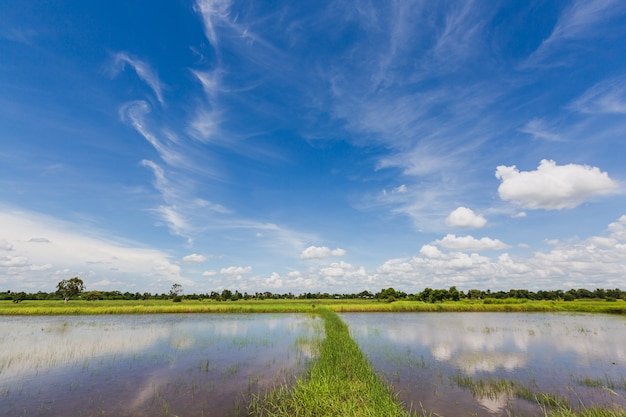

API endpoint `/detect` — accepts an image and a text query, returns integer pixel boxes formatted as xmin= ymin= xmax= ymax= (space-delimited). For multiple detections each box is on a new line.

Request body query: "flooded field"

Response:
xmin=0 ymin=314 xmax=319 ymax=417
xmin=341 ymin=312 xmax=626 ymax=416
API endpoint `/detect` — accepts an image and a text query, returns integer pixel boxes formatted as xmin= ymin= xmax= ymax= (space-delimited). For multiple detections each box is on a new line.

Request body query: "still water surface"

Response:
xmin=0 ymin=314 xmax=318 ymax=417
xmin=341 ymin=312 xmax=626 ymax=416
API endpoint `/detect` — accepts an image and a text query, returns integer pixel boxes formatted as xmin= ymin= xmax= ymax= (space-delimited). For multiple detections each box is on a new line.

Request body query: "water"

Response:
xmin=341 ymin=312 xmax=626 ymax=416
xmin=0 ymin=314 xmax=319 ymax=417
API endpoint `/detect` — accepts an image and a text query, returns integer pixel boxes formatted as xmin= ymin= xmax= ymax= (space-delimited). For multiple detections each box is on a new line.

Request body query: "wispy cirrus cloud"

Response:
xmin=569 ymin=76 xmax=626 ymax=115
xmin=193 ymin=0 xmax=233 ymax=50
xmin=119 ymin=101 xmax=184 ymax=167
xmin=526 ymin=0 xmax=626 ymax=66
xmin=109 ymin=52 xmax=166 ymax=105
xmin=519 ymin=118 xmax=566 ymax=142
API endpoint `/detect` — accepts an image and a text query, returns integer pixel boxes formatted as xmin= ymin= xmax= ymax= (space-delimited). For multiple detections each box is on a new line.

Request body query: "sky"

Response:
xmin=1 ymin=0 xmax=626 ymax=295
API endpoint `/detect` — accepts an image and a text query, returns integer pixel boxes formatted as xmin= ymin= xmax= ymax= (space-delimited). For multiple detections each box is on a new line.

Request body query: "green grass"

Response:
xmin=2 ymin=298 xmax=625 ymax=315
xmin=247 ymin=308 xmax=417 ymax=417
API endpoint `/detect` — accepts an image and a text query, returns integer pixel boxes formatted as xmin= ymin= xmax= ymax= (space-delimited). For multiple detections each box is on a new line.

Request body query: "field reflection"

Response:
xmin=0 ymin=314 xmax=319 ymax=417
xmin=341 ymin=312 xmax=626 ymax=416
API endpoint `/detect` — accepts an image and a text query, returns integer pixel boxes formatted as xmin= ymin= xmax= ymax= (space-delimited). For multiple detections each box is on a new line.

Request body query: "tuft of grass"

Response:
xmin=247 ymin=308 xmax=418 ymax=417
xmin=545 ymin=406 xmax=626 ymax=417
xmin=452 ymin=374 xmax=516 ymax=399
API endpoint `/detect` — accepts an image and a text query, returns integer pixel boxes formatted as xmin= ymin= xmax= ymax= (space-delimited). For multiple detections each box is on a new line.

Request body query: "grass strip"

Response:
xmin=2 ymin=299 xmax=625 ymax=315
xmin=247 ymin=308 xmax=414 ymax=417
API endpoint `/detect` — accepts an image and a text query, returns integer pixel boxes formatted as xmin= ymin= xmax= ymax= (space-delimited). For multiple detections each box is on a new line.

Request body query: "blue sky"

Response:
xmin=2 ymin=0 xmax=626 ymax=294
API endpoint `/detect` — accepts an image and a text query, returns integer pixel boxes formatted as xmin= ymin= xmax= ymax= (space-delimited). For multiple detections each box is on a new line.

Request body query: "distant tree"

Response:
xmin=12 ymin=291 xmax=26 ymax=303
xmin=170 ymin=283 xmax=183 ymax=302
xmin=221 ymin=289 xmax=232 ymax=301
xmin=57 ymin=277 xmax=85 ymax=303
xmin=448 ymin=286 xmax=460 ymax=301
xmin=83 ymin=290 xmax=103 ymax=301
xmin=378 ymin=287 xmax=398 ymax=301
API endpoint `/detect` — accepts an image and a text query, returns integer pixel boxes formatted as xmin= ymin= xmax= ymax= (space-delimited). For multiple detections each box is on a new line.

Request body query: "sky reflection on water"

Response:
xmin=0 ymin=314 xmax=318 ymax=417
xmin=341 ymin=312 xmax=626 ymax=417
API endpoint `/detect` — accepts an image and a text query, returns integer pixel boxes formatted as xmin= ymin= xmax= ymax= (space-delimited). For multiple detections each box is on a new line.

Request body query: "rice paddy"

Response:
xmin=1 ymin=302 xmax=625 ymax=416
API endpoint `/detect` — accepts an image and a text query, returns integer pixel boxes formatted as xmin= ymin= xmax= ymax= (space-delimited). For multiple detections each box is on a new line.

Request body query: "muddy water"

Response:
xmin=341 ymin=312 xmax=626 ymax=416
xmin=0 ymin=314 xmax=319 ymax=417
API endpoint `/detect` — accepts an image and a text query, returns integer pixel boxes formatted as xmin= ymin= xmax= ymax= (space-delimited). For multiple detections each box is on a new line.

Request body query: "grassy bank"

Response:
xmin=247 ymin=308 xmax=415 ymax=417
xmin=1 ymin=298 xmax=625 ymax=315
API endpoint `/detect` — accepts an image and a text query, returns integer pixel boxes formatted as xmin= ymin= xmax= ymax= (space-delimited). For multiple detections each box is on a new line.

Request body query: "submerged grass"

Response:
xmin=247 ymin=308 xmax=416 ymax=417
xmin=2 ymin=299 xmax=625 ymax=315
xmin=546 ymin=408 xmax=626 ymax=417
xmin=453 ymin=373 xmax=626 ymax=417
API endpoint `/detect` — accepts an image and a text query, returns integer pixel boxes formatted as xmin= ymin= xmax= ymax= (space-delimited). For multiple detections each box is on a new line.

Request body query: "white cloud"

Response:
xmin=433 ymin=234 xmax=510 ymax=251
xmin=182 ymin=253 xmax=207 ymax=263
xmin=0 ymin=241 xmax=13 ymax=251
xmin=496 ymin=160 xmax=618 ymax=210
xmin=28 ymin=237 xmax=51 ymax=243
xmin=202 ymin=270 xmax=217 ymax=276
xmin=110 ymin=52 xmax=166 ymax=105
xmin=300 ymin=246 xmax=347 ymax=259
xmin=392 ymin=184 xmax=407 ymax=193
xmin=419 ymin=244 xmax=443 ymax=259
xmin=0 ymin=208 xmax=190 ymax=291
xmin=445 ymin=207 xmax=487 ymax=229
xmin=220 ymin=266 xmax=252 ymax=275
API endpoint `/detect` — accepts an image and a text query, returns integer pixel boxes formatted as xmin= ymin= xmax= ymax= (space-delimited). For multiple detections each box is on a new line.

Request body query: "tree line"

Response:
xmin=2 ymin=278 xmax=624 ymax=303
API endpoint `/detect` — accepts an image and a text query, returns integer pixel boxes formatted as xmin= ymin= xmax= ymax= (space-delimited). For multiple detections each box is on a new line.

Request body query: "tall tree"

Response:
xmin=56 ymin=277 xmax=85 ymax=303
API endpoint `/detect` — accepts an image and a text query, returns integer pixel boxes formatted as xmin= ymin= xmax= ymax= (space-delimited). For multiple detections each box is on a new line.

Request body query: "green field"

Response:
xmin=1 ymin=298 xmax=625 ymax=315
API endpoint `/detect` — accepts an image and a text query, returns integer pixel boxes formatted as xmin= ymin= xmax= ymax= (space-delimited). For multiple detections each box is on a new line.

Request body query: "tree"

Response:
xmin=221 ymin=289 xmax=232 ymax=301
xmin=57 ymin=277 xmax=85 ymax=303
xmin=170 ymin=283 xmax=183 ymax=302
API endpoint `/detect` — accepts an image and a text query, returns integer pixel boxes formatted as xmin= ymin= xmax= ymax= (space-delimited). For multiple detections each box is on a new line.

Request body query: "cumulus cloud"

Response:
xmin=433 ymin=234 xmax=510 ymax=251
xmin=182 ymin=253 xmax=207 ymax=263
xmin=220 ymin=266 xmax=252 ymax=275
xmin=445 ymin=207 xmax=487 ymax=229
xmin=496 ymin=160 xmax=618 ymax=210
xmin=419 ymin=244 xmax=443 ymax=259
xmin=300 ymin=246 xmax=347 ymax=260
